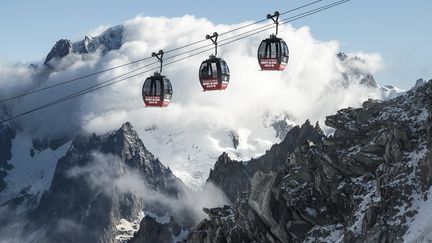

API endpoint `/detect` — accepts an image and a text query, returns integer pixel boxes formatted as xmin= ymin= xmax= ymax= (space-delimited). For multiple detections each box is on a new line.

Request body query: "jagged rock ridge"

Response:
xmin=337 ymin=52 xmax=377 ymax=88
xmin=185 ymin=79 xmax=432 ymax=243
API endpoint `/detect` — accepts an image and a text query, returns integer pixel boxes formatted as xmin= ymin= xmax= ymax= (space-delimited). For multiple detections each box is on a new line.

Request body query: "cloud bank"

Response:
xmin=68 ymin=152 xmax=230 ymax=224
xmin=0 ymin=15 xmax=385 ymax=187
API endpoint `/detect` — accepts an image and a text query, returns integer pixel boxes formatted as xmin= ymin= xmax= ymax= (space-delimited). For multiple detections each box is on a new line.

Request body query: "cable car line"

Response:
xmin=152 ymin=50 xmax=165 ymax=73
xmin=217 ymin=0 xmax=324 ymax=37
xmin=214 ymin=0 xmax=347 ymax=47
xmin=206 ymin=32 xmax=219 ymax=57
xmin=0 ymin=0 xmax=350 ymax=124
xmin=174 ymin=0 xmax=346 ymax=72
xmin=0 ymin=0 xmax=328 ymax=104
xmin=0 ymin=58 xmax=159 ymax=104
xmin=0 ymin=45 xmax=224 ymax=123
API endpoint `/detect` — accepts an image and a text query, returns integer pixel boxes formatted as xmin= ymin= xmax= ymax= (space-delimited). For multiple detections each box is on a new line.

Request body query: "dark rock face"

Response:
xmin=247 ymin=120 xmax=324 ymax=175
xmin=44 ymin=39 xmax=73 ymax=64
xmin=0 ymin=124 xmax=16 ymax=192
xmin=44 ymin=25 xmax=124 ymax=64
xmin=24 ymin=122 xmax=182 ymax=243
xmin=129 ymin=215 xmax=187 ymax=243
xmin=208 ymin=153 xmax=250 ymax=203
xmin=186 ymin=81 xmax=432 ymax=242
xmin=208 ymin=121 xmax=324 ymax=203
xmin=412 ymin=78 xmax=426 ymax=90
xmin=128 ymin=216 xmax=173 ymax=243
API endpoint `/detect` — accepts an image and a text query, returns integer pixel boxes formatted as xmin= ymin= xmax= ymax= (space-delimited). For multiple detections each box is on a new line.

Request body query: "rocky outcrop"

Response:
xmin=44 ymin=39 xmax=73 ymax=64
xmin=186 ymin=80 xmax=432 ymax=242
xmin=24 ymin=122 xmax=182 ymax=243
xmin=208 ymin=153 xmax=250 ymax=203
xmin=208 ymin=121 xmax=324 ymax=203
xmin=129 ymin=215 xmax=187 ymax=243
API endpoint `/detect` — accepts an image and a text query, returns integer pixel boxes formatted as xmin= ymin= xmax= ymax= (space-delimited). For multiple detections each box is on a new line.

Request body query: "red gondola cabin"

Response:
xmin=142 ymin=73 xmax=173 ymax=107
xmin=199 ymin=55 xmax=230 ymax=91
xmin=257 ymin=35 xmax=289 ymax=71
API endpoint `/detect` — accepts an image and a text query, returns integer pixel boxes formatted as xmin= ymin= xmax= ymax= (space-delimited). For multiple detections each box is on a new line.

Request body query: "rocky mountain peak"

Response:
xmin=44 ymin=39 xmax=73 ymax=64
xmin=186 ymin=80 xmax=432 ymax=242
xmin=207 ymin=119 xmax=325 ymax=203
xmin=44 ymin=25 xmax=124 ymax=65
xmin=337 ymin=52 xmax=348 ymax=61
xmin=119 ymin=121 xmax=134 ymax=135
xmin=337 ymin=52 xmax=378 ymax=88
xmin=412 ymin=78 xmax=427 ymax=90
xmin=19 ymin=122 xmax=182 ymax=242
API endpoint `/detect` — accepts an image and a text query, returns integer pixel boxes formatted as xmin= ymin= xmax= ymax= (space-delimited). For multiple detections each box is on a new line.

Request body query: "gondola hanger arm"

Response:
xmin=206 ymin=32 xmax=219 ymax=57
xmin=152 ymin=50 xmax=164 ymax=74
xmin=267 ymin=11 xmax=280 ymax=36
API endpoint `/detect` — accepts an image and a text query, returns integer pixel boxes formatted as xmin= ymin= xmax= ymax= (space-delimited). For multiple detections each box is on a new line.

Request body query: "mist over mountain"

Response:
xmin=0 ymin=15 xmax=400 ymax=188
xmin=1 ymin=13 xmax=430 ymax=243
xmin=185 ymin=79 xmax=432 ymax=243
xmin=0 ymin=122 xmax=228 ymax=242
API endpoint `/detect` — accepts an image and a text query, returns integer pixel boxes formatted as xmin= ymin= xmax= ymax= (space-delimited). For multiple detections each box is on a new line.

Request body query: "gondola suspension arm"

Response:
xmin=267 ymin=11 xmax=280 ymax=36
xmin=206 ymin=32 xmax=219 ymax=57
xmin=152 ymin=50 xmax=164 ymax=74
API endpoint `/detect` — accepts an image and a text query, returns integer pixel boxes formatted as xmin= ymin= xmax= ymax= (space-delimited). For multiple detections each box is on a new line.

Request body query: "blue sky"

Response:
xmin=0 ymin=0 xmax=430 ymax=89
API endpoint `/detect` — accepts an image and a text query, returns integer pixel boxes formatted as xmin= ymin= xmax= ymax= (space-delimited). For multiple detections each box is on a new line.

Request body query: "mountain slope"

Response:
xmin=185 ymin=79 xmax=432 ymax=243
xmin=2 ymin=17 xmax=406 ymax=190
xmin=0 ymin=122 xmax=184 ymax=242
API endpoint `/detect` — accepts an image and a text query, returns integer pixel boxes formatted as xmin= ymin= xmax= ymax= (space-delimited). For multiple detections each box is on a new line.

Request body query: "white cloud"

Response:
xmin=68 ymin=152 xmax=230 ymax=223
xmin=0 ymin=61 xmax=36 ymax=101
xmin=87 ymin=25 xmax=109 ymax=37
xmin=1 ymin=15 xmax=385 ymax=187
xmin=347 ymin=52 xmax=383 ymax=73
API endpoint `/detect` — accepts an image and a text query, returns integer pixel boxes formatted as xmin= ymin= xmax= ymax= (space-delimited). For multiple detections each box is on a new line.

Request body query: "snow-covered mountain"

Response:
xmin=3 ymin=15 xmax=430 ymax=242
xmin=1 ymin=79 xmax=430 ymax=242
xmin=0 ymin=119 xmax=232 ymax=242
xmin=184 ymin=79 xmax=432 ymax=243
xmin=44 ymin=25 xmax=124 ymax=65
xmin=1 ymin=16 xmax=408 ymax=189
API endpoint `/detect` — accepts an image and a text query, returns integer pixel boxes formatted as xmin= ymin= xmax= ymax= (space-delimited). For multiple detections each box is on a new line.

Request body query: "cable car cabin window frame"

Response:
xmin=199 ymin=58 xmax=230 ymax=79
xmin=281 ymin=41 xmax=289 ymax=56
xmin=163 ymin=78 xmax=173 ymax=95
xmin=257 ymin=37 xmax=289 ymax=71
xmin=143 ymin=76 xmax=164 ymax=96
xmin=199 ymin=57 xmax=230 ymax=91
xmin=163 ymin=78 xmax=173 ymax=100
xmin=199 ymin=62 xmax=214 ymax=79
xmin=220 ymin=60 xmax=230 ymax=75
xmin=258 ymin=40 xmax=284 ymax=59
xmin=211 ymin=62 xmax=218 ymax=78
xmin=142 ymin=75 xmax=173 ymax=107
